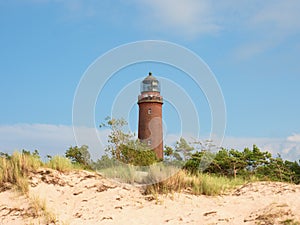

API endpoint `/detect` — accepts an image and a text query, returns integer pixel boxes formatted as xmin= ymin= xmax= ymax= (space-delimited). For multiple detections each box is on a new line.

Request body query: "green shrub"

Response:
xmin=120 ymin=144 xmax=157 ymax=166
xmin=65 ymin=145 xmax=92 ymax=169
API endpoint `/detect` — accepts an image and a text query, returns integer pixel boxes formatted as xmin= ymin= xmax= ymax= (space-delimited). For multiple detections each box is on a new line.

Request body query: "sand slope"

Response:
xmin=1 ymin=169 xmax=300 ymax=225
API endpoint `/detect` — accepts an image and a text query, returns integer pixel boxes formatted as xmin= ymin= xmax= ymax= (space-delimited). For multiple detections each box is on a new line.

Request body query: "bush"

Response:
xmin=120 ymin=143 xmax=157 ymax=166
xmin=65 ymin=145 xmax=92 ymax=169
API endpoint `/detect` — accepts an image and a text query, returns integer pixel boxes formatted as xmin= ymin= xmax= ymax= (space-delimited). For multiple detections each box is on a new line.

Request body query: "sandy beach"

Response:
xmin=1 ymin=169 xmax=300 ymax=225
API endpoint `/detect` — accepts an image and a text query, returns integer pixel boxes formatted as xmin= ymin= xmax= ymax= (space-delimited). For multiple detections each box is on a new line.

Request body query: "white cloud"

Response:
xmin=0 ymin=124 xmax=109 ymax=160
xmin=287 ymin=133 xmax=300 ymax=142
xmin=231 ymin=1 xmax=300 ymax=59
xmin=164 ymin=133 xmax=181 ymax=147
xmin=134 ymin=0 xmax=220 ymax=38
xmin=250 ymin=0 xmax=300 ymax=34
xmin=222 ymin=135 xmax=300 ymax=161
xmin=26 ymin=0 xmax=220 ymax=36
xmin=23 ymin=0 xmax=300 ymax=47
xmin=216 ymin=1 xmax=300 ymax=37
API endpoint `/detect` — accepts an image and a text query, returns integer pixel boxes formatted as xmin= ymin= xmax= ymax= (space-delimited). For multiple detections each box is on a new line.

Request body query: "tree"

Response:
xmin=256 ymin=154 xmax=297 ymax=183
xmin=228 ymin=149 xmax=248 ymax=178
xmin=99 ymin=117 xmax=158 ymax=166
xmin=190 ymin=148 xmax=247 ymax=177
xmin=164 ymin=145 xmax=173 ymax=159
xmin=175 ymin=137 xmax=194 ymax=161
xmin=99 ymin=117 xmax=133 ymax=160
xmin=183 ymin=139 xmax=220 ymax=173
xmin=164 ymin=145 xmax=182 ymax=161
xmin=184 ymin=151 xmax=208 ymax=173
xmin=65 ymin=145 xmax=91 ymax=168
xmin=243 ymin=145 xmax=272 ymax=173
xmin=288 ymin=160 xmax=300 ymax=184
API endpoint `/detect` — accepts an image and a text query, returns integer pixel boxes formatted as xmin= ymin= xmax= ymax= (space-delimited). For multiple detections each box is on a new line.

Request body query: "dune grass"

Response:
xmin=144 ymin=169 xmax=245 ymax=196
xmin=45 ymin=155 xmax=74 ymax=172
xmin=0 ymin=151 xmax=75 ymax=223
xmin=0 ymin=151 xmax=85 ymax=193
xmin=29 ymin=194 xmax=58 ymax=224
xmin=0 ymin=152 xmax=42 ymax=193
xmin=0 ymin=151 xmax=248 ymax=197
xmin=98 ymin=164 xmax=137 ymax=183
xmin=281 ymin=219 xmax=300 ymax=225
xmin=97 ymin=163 xmax=245 ymax=196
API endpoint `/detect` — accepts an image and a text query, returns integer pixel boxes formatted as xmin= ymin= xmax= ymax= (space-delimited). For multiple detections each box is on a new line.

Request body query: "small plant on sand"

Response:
xmin=30 ymin=194 xmax=58 ymax=224
xmin=281 ymin=219 xmax=300 ymax=225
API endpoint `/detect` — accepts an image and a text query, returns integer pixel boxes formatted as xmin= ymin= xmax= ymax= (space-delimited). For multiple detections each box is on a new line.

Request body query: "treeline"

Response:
xmin=95 ymin=118 xmax=300 ymax=184
xmin=1 ymin=117 xmax=300 ymax=187
xmin=183 ymin=145 xmax=300 ymax=184
xmin=162 ymin=137 xmax=300 ymax=184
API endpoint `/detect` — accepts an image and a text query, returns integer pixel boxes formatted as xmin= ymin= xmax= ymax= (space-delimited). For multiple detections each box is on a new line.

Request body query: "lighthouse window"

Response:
xmin=147 ymin=140 xmax=152 ymax=145
xmin=148 ymin=108 xmax=152 ymax=114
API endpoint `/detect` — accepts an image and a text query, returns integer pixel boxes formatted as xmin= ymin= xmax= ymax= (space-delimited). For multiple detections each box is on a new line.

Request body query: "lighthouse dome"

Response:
xmin=141 ymin=72 xmax=161 ymax=93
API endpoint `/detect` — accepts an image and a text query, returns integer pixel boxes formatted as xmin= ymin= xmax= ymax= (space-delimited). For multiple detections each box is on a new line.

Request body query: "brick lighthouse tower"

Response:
xmin=138 ymin=72 xmax=163 ymax=159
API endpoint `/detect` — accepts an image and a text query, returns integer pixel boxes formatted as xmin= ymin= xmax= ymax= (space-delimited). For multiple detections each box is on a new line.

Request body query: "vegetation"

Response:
xmin=183 ymin=144 xmax=300 ymax=184
xmin=119 ymin=142 xmax=157 ymax=166
xmin=99 ymin=117 xmax=133 ymax=161
xmin=0 ymin=117 xmax=300 ymax=198
xmin=29 ymin=194 xmax=57 ymax=224
xmin=46 ymin=155 xmax=74 ymax=172
xmin=1 ymin=117 xmax=300 ymax=224
xmin=98 ymin=117 xmax=158 ymax=166
xmin=0 ymin=145 xmax=92 ymax=193
xmin=65 ymin=145 xmax=92 ymax=170
xmin=164 ymin=137 xmax=194 ymax=161
xmin=96 ymin=117 xmax=300 ymax=187
xmin=0 ymin=150 xmax=41 ymax=193
xmin=96 ymin=162 xmax=244 ymax=195
xmin=144 ymin=170 xmax=245 ymax=196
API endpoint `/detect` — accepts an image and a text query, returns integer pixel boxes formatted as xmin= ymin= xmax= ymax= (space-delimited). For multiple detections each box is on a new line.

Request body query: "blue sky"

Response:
xmin=0 ymin=0 xmax=300 ymax=160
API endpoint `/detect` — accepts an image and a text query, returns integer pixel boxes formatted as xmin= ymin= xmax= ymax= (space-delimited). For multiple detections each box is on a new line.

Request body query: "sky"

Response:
xmin=0 ymin=0 xmax=300 ymax=161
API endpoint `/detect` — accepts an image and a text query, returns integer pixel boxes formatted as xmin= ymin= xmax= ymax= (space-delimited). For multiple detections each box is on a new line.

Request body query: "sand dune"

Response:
xmin=1 ymin=169 xmax=300 ymax=225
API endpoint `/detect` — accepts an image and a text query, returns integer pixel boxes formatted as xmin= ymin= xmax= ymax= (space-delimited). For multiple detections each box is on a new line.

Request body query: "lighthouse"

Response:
xmin=138 ymin=72 xmax=163 ymax=159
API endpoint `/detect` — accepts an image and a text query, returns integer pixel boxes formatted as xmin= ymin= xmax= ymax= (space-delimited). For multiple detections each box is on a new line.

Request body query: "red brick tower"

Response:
xmin=138 ymin=72 xmax=163 ymax=159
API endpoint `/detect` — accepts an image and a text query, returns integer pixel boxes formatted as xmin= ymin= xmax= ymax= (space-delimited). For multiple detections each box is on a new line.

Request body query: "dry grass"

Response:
xmin=144 ymin=169 xmax=245 ymax=196
xmin=281 ymin=219 xmax=300 ymax=225
xmin=0 ymin=151 xmax=86 ymax=193
xmin=98 ymin=163 xmax=140 ymax=183
xmin=29 ymin=194 xmax=58 ymax=224
xmin=46 ymin=155 xmax=74 ymax=172
xmin=98 ymin=163 xmax=244 ymax=196
xmin=0 ymin=152 xmax=41 ymax=193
